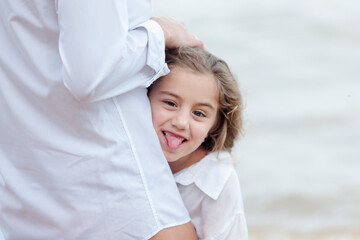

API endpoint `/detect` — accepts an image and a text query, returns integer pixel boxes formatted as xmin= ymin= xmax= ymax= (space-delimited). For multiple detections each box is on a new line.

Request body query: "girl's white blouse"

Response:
xmin=174 ymin=151 xmax=248 ymax=240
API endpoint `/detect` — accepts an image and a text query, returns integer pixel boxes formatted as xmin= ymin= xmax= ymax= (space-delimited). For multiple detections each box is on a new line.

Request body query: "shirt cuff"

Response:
xmin=137 ymin=19 xmax=167 ymax=72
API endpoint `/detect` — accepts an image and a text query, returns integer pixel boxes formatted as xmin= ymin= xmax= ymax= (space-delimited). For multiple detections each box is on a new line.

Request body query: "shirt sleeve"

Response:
xmin=56 ymin=0 xmax=168 ymax=102
xmin=201 ymin=171 xmax=248 ymax=240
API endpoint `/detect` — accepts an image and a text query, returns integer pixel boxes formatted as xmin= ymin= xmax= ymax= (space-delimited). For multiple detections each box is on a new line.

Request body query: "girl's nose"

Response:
xmin=171 ymin=110 xmax=189 ymax=130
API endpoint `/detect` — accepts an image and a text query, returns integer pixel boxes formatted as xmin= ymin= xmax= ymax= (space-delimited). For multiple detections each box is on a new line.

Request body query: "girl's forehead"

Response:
xmin=170 ymin=65 xmax=205 ymax=75
xmin=165 ymin=66 xmax=213 ymax=83
xmin=157 ymin=67 xmax=219 ymax=101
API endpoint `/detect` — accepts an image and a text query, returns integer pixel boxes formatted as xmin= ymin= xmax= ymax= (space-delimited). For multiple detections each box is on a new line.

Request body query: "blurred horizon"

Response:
xmin=153 ymin=0 xmax=360 ymax=239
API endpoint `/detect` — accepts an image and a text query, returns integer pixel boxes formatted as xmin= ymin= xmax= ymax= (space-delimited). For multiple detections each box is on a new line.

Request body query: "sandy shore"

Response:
xmin=249 ymin=226 xmax=360 ymax=240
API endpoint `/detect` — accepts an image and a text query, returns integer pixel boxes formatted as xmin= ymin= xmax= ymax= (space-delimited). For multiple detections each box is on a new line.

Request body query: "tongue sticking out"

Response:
xmin=164 ymin=132 xmax=184 ymax=149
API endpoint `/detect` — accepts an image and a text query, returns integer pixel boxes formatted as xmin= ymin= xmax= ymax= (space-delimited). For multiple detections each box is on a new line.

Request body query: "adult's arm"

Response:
xmin=57 ymin=2 xmax=203 ymax=103
xmin=57 ymin=0 xmax=165 ymax=102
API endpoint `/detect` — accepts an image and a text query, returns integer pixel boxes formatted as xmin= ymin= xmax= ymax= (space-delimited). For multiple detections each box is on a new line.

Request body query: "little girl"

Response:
xmin=148 ymin=47 xmax=248 ymax=240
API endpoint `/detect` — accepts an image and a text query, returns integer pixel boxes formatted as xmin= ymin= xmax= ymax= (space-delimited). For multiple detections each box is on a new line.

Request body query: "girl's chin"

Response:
xmin=165 ymin=157 xmax=178 ymax=163
xmin=164 ymin=153 xmax=179 ymax=163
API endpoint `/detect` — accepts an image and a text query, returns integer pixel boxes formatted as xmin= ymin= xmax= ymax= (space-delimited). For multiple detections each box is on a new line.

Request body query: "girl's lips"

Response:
xmin=162 ymin=131 xmax=187 ymax=149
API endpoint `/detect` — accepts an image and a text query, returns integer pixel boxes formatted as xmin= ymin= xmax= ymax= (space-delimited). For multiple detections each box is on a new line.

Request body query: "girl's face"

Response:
xmin=148 ymin=66 xmax=219 ymax=166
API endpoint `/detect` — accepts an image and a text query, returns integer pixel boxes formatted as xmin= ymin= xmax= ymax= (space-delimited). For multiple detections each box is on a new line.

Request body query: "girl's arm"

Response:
xmin=149 ymin=222 xmax=198 ymax=240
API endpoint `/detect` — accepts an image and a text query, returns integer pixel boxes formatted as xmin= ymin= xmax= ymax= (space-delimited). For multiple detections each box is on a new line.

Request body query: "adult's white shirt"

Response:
xmin=174 ymin=151 xmax=248 ymax=240
xmin=0 ymin=1 xmax=190 ymax=239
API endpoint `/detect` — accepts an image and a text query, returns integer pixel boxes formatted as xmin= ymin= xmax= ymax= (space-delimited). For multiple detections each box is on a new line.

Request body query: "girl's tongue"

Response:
xmin=164 ymin=131 xmax=184 ymax=149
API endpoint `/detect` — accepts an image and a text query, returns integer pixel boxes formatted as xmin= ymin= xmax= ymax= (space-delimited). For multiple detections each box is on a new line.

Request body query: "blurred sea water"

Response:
xmin=153 ymin=0 xmax=360 ymax=239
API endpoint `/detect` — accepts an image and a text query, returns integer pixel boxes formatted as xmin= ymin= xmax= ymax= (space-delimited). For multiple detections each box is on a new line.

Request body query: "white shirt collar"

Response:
xmin=174 ymin=151 xmax=234 ymax=200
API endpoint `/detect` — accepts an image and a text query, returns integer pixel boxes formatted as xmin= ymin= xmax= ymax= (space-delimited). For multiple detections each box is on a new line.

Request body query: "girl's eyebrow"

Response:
xmin=159 ymin=90 xmax=216 ymax=110
xmin=198 ymin=102 xmax=216 ymax=110
xmin=159 ymin=90 xmax=179 ymax=98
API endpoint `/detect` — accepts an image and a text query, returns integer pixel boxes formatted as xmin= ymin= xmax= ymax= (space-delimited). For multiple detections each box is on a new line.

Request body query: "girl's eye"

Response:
xmin=164 ymin=100 xmax=176 ymax=107
xmin=193 ymin=110 xmax=206 ymax=118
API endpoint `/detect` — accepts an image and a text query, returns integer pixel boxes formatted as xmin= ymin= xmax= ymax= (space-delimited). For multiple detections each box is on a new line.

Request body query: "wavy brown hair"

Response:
xmin=162 ymin=47 xmax=243 ymax=153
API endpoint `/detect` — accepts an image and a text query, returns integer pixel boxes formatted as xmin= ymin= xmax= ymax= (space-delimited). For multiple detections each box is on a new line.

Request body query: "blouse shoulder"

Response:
xmin=175 ymin=151 xmax=248 ymax=240
xmin=200 ymin=158 xmax=248 ymax=239
xmin=174 ymin=151 xmax=235 ymax=200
